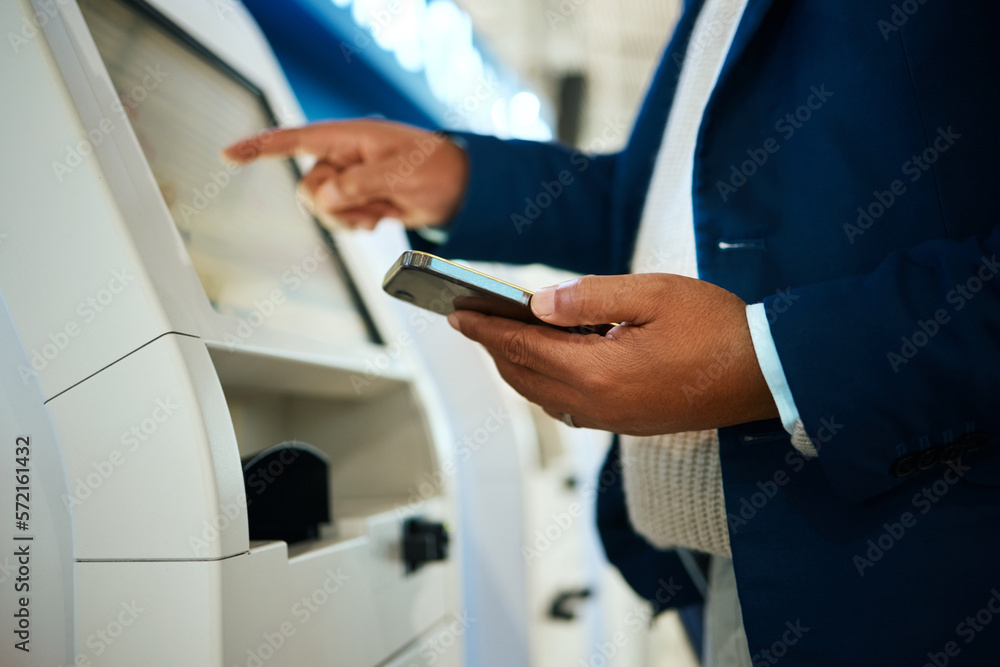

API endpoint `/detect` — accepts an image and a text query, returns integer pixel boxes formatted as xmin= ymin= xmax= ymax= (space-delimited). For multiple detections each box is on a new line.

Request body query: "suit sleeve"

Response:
xmin=408 ymin=132 xmax=620 ymax=275
xmin=765 ymin=224 xmax=1000 ymax=504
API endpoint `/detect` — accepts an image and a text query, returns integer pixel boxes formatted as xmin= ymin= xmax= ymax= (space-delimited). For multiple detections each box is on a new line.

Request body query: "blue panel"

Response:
xmin=242 ymin=0 xmax=442 ymax=127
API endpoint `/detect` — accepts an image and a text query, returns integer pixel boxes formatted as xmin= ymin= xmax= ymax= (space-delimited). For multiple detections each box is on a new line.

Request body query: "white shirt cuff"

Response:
xmin=414 ymin=226 xmax=450 ymax=245
xmin=745 ymin=303 xmax=816 ymax=457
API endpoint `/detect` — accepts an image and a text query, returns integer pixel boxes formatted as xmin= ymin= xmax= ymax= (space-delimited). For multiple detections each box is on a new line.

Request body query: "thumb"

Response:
xmin=529 ymin=274 xmax=662 ymax=328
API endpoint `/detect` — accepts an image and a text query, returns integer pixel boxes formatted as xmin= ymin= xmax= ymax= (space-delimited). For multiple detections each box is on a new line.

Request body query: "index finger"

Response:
xmin=448 ymin=309 xmax=600 ymax=380
xmin=221 ymin=123 xmax=361 ymax=165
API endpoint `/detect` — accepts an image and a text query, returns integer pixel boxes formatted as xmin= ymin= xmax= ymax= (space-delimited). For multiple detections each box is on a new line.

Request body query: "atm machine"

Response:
xmin=0 ymin=0 xmax=475 ymax=664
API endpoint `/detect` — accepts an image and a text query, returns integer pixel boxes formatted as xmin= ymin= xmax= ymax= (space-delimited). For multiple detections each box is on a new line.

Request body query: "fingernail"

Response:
xmin=219 ymin=146 xmax=242 ymax=165
xmin=316 ymin=181 xmax=341 ymax=208
xmin=295 ymin=187 xmax=315 ymax=214
xmin=531 ymin=286 xmax=555 ymax=319
xmin=447 ymin=313 xmax=461 ymax=332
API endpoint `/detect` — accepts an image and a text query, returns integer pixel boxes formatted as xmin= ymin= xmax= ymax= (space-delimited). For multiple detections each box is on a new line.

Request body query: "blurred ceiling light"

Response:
xmin=348 ymin=0 xmax=426 ymax=72
xmin=490 ymin=98 xmax=508 ymax=133
xmin=509 ymin=91 xmax=540 ymax=127
xmin=423 ymin=0 xmax=483 ymax=106
xmin=335 ymin=0 xmax=549 ymax=134
xmin=425 ymin=0 xmax=464 ymax=33
xmin=509 ymin=92 xmax=552 ymax=140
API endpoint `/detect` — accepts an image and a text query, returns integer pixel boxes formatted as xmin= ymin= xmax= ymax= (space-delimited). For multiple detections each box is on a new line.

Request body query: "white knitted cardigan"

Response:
xmin=622 ymin=430 xmax=731 ymax=556
xmin=622 ymin=0 xmax=750 ymax=558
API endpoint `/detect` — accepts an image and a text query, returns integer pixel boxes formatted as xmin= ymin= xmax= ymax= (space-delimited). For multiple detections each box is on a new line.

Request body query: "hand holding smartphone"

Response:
xmin=382 ymin=251 xmax=611 ymax=335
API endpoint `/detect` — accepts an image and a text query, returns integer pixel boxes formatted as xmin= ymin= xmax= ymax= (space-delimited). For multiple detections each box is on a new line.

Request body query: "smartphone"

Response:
xmin=382 ymin=251 xmax=610 ymax=335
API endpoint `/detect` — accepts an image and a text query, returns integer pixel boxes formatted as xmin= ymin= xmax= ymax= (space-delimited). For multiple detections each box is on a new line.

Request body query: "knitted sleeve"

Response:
xmin=620 ymin=430 xmax=731 ymax=557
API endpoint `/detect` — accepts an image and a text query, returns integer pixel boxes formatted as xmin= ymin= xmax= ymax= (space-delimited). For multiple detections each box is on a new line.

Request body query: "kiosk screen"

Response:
xmin=79 ymin=0 xmax=378 ymax=345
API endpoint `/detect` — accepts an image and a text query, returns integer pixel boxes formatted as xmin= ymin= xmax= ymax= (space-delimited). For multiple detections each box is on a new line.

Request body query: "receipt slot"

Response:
xmin=0 ymin=0 xmax=467 ymax=664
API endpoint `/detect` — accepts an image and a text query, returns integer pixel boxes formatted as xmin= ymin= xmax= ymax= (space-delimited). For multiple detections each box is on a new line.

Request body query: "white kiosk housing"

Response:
xmin=0 ymin=0 xmax=476 ymax=663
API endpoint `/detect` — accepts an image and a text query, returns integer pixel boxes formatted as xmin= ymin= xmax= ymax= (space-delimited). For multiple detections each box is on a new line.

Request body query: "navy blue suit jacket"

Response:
xmin=414 ymin=0 xmax=1000 ymax=663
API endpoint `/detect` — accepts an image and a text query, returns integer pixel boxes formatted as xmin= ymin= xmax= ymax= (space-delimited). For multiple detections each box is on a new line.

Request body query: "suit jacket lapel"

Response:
xmin=716 ymin=0 xmax=779 ymax=92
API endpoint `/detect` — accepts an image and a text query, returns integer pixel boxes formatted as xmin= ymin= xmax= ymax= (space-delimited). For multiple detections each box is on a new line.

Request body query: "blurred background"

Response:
xmin=242 ymin=0 xmax=682 ymax=150
xmin=458 ymin=0 xmax=682 ymax=151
